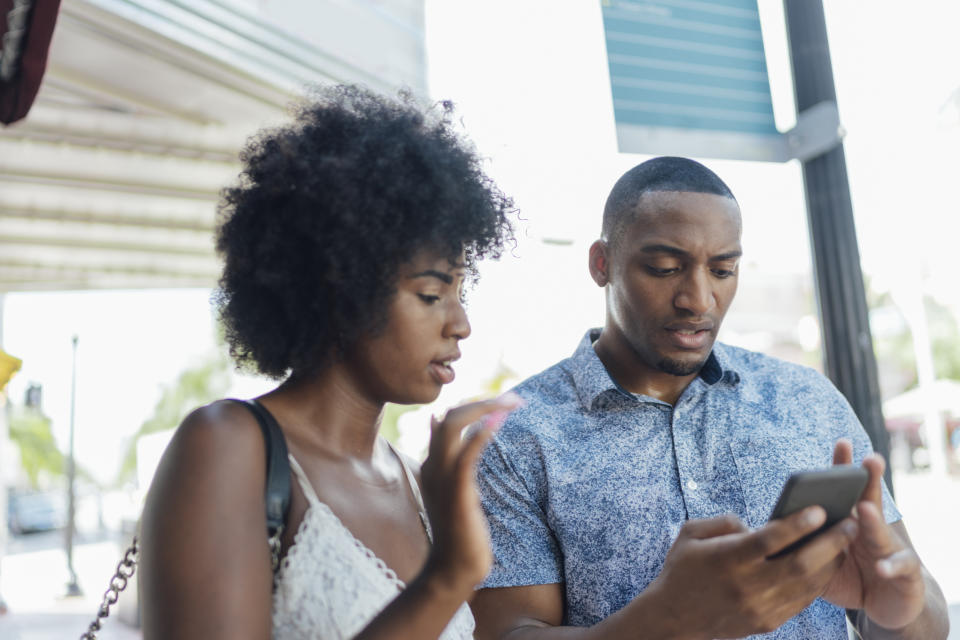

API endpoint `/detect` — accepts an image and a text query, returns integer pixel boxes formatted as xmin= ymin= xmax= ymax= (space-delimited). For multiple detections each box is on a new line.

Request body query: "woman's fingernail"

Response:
xmin=497 ymin=391 xmax=525 ymax=409
xmin=482 ymin=410 xmax=508 ymax=431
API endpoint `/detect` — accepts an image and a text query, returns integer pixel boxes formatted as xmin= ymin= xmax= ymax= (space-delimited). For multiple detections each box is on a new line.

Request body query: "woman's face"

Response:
xmin=347 ymin=249 xmax=471 ymax=405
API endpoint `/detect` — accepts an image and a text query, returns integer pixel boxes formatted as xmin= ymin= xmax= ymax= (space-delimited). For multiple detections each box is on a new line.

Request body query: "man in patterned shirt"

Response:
xmin=471 ymin=157 xmax=948 ymax=639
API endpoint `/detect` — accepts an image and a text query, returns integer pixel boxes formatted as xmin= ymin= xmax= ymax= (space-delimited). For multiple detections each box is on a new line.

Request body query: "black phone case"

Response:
xmin=767 ymin=465 xmax=869 ymax=558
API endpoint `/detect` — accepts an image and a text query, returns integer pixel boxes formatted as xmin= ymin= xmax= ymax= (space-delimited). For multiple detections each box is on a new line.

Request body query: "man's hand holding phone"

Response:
xmin=645 ymin=503 xmax=859 ymax=638
xmin=820 ymin=439 xmax=928 ymax=632
xmin=644 ymin=439 xmax=943 ymax=639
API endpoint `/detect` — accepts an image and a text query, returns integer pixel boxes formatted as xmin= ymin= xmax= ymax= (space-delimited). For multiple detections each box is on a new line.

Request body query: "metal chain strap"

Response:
xmin=79 ymin=529 xmax=278 ymax=638
xmin=0 ymin=0 xmax=35 ymax=81
xmin=268 ymin=525 xmax=285 ymax=575
xmin=80 ymin=536 xmax=139 ymax=640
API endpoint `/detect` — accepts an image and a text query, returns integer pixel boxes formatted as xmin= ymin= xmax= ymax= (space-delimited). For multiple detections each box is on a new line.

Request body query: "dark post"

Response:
xmin=783 ymin=0 xmax=893 ymax=492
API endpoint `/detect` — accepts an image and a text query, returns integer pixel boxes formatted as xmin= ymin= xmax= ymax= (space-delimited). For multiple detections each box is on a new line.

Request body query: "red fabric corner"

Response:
xmin=0 ymin=0 xmax=63 ymax=125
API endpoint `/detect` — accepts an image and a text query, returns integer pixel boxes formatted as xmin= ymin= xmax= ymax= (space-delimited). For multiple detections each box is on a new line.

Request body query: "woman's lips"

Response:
xmin=429 ymin=360 xmax=456 ymax=384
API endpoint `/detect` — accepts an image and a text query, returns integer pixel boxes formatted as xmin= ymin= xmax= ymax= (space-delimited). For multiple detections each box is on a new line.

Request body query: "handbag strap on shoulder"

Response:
xmin=81 ymin=398 xmax=293 ymax=638
xmin=230 ymin=398 xmax=292 ymax=558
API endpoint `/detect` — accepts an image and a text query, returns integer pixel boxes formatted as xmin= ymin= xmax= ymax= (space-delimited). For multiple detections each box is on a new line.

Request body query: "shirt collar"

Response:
xmin=569 ymin=329 xmax=741 ymax=410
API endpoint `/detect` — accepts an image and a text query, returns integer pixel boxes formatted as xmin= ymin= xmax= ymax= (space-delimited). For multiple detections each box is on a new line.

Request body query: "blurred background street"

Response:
xmin=1 ymin=0 xmax=958 ymax=638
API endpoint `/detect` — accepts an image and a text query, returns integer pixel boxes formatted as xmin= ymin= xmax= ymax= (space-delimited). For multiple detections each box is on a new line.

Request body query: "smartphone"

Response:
xmin=767 ymin=465 xmax=868 ymax=558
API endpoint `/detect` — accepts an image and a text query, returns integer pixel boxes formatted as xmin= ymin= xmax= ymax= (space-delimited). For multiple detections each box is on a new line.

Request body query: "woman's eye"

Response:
xmin=417 ymin=294 xmax=440 ymax=305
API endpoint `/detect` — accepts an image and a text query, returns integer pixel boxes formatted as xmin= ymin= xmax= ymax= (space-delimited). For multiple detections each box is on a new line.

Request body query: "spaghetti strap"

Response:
xmin=385 ymin=441 xmax=433 ymax=541
xmin=287 ymin=453 xmax=322 ymax=506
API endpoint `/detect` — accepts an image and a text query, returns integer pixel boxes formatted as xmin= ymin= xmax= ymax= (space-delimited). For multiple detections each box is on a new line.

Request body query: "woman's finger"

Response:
xmin=453 ymin=419 xmax=501 ymax=483
xmin=428 ymin=393 xmax=523 ymax=464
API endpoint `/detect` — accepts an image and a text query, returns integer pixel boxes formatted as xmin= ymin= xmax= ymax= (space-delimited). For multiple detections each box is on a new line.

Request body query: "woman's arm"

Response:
xmin=355 ymin=394 xmax=523 ymax=640
xmin=140 ymin=401 xmax=273 ymax=640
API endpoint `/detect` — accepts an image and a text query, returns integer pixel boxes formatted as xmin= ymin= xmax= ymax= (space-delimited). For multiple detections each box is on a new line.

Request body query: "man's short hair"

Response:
xmin=602 ymin=156 xmax=736 ymax=243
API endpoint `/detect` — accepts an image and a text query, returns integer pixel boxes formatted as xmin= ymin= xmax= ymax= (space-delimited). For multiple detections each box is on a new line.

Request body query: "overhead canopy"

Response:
xmin=0 ymin=0 xmax=426 ymax=291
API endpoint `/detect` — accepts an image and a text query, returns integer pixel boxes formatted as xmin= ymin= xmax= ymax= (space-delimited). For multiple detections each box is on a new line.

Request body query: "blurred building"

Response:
xmin=0 ymin=0 xmax=428 ymax=599
xmin=0 ymin=0 xmax=427 ymax=291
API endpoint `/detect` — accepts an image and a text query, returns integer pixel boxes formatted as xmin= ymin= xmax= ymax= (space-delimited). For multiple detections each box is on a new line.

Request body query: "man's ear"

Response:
xmin=588 ymin=240 xmax=610 ymax=287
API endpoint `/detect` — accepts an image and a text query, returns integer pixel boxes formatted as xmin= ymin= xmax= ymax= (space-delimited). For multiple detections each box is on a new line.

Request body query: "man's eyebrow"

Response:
xmin=639 ymin=244 xmax=688 ymax=257
xmin=409 ymin=269 xmax=453 ymax=284
xmin=711 ymin=250 xmax=743 ymax=261
xmin=639 ymin=244 xmax=742 ymax=261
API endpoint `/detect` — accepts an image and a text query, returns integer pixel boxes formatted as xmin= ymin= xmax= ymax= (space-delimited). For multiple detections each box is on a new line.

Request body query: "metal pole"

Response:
xmin=783 ymin=0 xmax=893 ymax=492
xmin=65 ymin=334 xmax=81 ymax=596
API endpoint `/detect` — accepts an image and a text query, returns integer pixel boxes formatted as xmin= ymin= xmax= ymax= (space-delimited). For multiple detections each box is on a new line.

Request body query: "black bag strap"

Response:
xmin=230 ymin=398 xmax=292 ymax=564
xmin=81 ymin=399 xmax=293 ymax=638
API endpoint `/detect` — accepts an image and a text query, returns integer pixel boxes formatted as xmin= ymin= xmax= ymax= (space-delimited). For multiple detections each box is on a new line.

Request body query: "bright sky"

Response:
xmin=2 ymin=0 xmax=959 ymax=483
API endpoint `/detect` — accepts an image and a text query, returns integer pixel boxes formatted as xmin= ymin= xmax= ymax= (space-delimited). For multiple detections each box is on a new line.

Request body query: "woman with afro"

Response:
xmin=138 ymin=85 xmax=519 ymax=639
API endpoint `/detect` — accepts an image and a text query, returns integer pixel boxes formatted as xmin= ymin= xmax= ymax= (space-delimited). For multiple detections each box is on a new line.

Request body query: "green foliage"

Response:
xmin=8 ymin=407 xmax=63 ymax=489
xmin=869 ymin=281 xmax=960 ymax=389
xmin=379 ymin=403 xmax=419 ymax=446
xmin=926 ymin=301 xmax=960 ymax=381
xmin=479 ymin=360 xmax=518 ymax=397
xmin=874 ymin=318 xmax=920 ymax=389
xmin=115 ymin=351 xmax=231 ymax=486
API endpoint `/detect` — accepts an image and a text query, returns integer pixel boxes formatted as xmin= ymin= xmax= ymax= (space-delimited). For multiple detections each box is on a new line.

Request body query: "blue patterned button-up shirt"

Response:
xmin=477 ymin=329 xmax=900 ymax=639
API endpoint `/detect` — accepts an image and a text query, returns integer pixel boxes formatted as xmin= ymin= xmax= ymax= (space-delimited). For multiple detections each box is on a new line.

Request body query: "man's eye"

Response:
xmin=417 ymin=294 xmax=440 ymax=305
xmin=646 ymin=266 xmax=678 ymax=276
xmin=712 ymin=269 xmax=736 ymax=278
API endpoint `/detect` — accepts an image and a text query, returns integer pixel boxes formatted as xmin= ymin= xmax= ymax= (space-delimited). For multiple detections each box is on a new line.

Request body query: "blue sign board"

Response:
xmin=602 ymin=0 xmax=784 ymax=161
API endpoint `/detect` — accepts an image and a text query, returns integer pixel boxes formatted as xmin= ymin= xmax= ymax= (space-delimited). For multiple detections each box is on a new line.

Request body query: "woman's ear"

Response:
xmin=588 ymin=240 xmax=610 ymax=287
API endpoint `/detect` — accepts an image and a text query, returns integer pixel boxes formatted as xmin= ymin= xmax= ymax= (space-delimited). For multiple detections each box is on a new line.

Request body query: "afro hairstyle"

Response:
xmin=214 ymin=85 xmax=515 ymax=379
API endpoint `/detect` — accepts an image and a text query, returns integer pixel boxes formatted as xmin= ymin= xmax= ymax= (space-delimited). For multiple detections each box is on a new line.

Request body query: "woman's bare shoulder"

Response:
xmin=145 ymin=399 xmax=267 ymax=511
xmin=139 ymin=399 xmax=275 ymax=638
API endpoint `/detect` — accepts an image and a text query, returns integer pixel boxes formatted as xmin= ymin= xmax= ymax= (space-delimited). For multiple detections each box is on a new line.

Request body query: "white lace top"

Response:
xmin=271 ymin=449 xmax=476 ymax=640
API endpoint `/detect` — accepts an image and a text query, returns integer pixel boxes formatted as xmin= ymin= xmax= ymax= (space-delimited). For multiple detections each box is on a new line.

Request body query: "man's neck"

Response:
xmin=592 ymin=332 xmax=700 ymax=406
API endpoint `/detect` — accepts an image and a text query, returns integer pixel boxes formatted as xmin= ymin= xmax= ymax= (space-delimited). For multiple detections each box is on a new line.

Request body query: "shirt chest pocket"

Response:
xmin=729 ymin=434 xmax=833 ymax=529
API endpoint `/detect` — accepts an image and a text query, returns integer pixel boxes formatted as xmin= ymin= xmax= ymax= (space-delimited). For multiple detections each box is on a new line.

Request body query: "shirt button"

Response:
xmin=687 ymin=479 xmax=698 ymax=490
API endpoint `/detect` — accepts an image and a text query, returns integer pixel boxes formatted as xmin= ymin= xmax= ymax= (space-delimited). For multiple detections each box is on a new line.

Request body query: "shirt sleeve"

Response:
xmin=476 ymin=432 xmax=564 ymax=589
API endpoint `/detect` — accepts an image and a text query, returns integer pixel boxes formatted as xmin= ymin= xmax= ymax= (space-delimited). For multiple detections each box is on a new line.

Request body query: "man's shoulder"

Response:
xmin=715 ymin=342 xmax=838 ymax=393
xmin=717 ymin=343 xmax=843 ymax=408
xmin=495 ymin=357 xmax=581 ymax=441
xmin=509 ymin=355 xmax=578 ymax=403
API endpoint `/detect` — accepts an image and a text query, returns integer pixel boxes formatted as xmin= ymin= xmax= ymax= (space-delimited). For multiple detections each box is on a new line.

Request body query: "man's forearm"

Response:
xmin=855 ymin=569 xmax=950 ymax=640
xmin=494 ymin=589 xmax=700 ymax=640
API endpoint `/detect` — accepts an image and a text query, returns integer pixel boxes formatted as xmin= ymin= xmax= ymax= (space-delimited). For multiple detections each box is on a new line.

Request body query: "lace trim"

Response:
xmin=273 ymin=503 xmax=474 ymax=639
xmin=273 ymin=450 xmax=474 ymax=639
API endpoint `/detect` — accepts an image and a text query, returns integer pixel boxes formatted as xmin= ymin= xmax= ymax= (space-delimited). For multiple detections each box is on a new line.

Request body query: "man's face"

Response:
xmin=599 ymin=190 xmax=742 ymax=378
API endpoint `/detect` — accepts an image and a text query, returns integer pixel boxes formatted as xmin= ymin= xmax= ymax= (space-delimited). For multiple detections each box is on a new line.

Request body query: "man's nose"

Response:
xmin=674 ymin=270 xmax=715 ymax=316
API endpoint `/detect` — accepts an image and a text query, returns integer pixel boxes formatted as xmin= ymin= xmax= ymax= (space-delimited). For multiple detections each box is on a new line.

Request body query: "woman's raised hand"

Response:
xmin=419 ymin=392 xmax=524 ymax=596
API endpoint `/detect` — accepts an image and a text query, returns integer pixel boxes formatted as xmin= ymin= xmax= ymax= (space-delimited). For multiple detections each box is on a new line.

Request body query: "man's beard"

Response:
xmin=656 ymin=355 xmax=707 ymax=377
